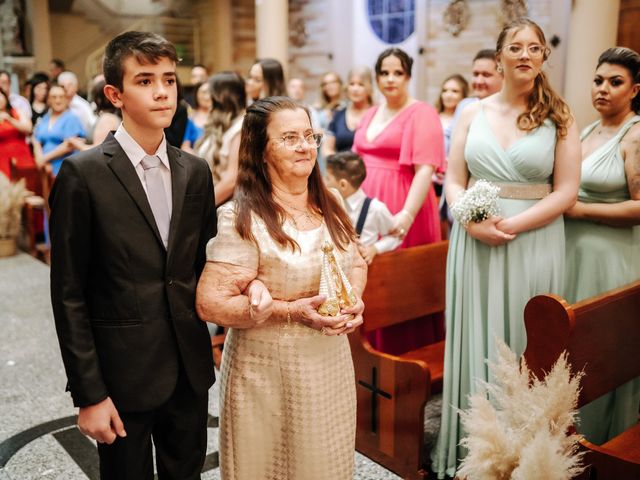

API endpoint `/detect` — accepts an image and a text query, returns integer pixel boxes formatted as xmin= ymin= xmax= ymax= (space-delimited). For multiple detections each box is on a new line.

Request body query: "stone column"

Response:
xmin=196 ymin=0 xmax=233 ymax=72
xmin=255 ymin=0 xmax=289 ymax=74
xmin=564 ymin=0 xmax=621 ymax=129
xmin=25 ymin=0 xmax=53 ymax=71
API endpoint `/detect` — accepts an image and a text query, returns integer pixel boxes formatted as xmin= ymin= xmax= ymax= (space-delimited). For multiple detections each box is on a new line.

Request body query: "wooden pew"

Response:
xmin=523 ymin=280 xmax=640 ymax=480
xmin=349 ymin=241 xmax=448 ymax=480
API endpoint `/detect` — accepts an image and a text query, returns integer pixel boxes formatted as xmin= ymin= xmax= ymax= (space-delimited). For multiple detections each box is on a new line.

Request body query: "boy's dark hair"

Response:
xmin=326 ymin=151 xmax=367 ymax=189
xmin=103 ymin=31 xmax=178 ymax=91
xmin=91 ymin=79 xmax=118 ymax=114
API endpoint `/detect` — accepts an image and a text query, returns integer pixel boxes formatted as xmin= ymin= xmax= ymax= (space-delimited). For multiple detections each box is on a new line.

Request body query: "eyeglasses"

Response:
xmin=502 ymin=43 xmax=549 ymax=59
xmin=271 ymin=133 xmax=324 ymax=150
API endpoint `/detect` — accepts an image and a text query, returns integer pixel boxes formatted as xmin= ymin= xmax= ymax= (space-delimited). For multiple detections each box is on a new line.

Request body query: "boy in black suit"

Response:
xmin=49 ymin=31 xmax=216 ymax=479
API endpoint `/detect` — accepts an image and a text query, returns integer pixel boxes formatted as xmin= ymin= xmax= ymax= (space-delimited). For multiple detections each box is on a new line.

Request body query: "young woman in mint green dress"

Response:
xmin=432 ymin=19 xmax=581 ymax=478
xmin=564 ymin=47 xmax=640 ymax=445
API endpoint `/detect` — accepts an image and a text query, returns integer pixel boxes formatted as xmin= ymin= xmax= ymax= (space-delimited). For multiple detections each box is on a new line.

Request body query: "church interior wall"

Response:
xmin=421 ymin=0 xmax=554 ymax=105
xmin=48 ymin=13 xmax=113 ymax=90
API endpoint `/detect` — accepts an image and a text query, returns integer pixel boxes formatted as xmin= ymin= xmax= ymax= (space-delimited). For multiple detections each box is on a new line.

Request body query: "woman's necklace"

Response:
xmin=594 ymin=112 xmax=635 ymax=136
xmin=273 ymin=191 xmax=320 ymax=229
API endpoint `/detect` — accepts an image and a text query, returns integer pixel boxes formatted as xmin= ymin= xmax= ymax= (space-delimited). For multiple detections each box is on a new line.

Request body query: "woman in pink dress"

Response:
xmin=353 ymin=48 xmax=446 ymax=353
xmin=353 ymin=48 xmax=445 ymax=249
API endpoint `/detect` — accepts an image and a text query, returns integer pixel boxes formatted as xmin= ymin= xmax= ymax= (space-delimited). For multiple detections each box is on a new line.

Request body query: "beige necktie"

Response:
xmin=141 ymin=155 xmax=170 ymax=247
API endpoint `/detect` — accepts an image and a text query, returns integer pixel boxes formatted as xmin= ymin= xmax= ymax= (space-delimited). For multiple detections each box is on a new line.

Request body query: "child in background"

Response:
xmin=325 ymin=151 xmax=401 ymax=264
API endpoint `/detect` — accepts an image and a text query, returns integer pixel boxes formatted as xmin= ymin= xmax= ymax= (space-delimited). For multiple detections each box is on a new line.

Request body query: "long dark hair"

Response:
xmin=496 ymin=18 xmax=571 ymax=138
xmin=597 ymin=47 xmax=640 ymax=114
xmin=256 ymin=58 xmax=286 ymax=97
xmin=234 ymin=96 xmax=355 ymax=251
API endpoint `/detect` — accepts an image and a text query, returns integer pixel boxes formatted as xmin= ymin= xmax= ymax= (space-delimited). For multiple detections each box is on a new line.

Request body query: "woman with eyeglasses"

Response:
xmin=563 ymin=46 xmax=640 ymax=445
xmin=196 ymin=96 xmax=367 ymax=479
xmin=432 ymin=19 xmax=580 ymax=477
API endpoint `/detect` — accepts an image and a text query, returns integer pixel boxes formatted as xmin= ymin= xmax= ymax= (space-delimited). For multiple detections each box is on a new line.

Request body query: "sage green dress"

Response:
xmin=564 ymin=115 xmax=640 ymax=445
xmin=432 ymin=106 xmax=565 ymax=478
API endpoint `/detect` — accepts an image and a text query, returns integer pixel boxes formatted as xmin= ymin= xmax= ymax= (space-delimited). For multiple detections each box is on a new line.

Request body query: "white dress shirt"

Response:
xmin=344 ymin=188 xmax=401 ymax=254
xmin=70 ymin=94 xmax=97 ymax=134
xmin=114 ymin=123 xmax=173 ymax=213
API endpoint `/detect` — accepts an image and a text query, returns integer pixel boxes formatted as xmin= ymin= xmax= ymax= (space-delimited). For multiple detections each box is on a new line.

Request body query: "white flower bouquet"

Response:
xmin=450 ymin=179 xmax=501 ymax=226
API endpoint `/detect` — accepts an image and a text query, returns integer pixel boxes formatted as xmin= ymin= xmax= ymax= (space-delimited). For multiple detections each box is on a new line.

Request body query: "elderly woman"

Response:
xmin=196 ymin=96 xmax=366 ymax=480
xmin=33 ymin=84 xmax=85 ymax=176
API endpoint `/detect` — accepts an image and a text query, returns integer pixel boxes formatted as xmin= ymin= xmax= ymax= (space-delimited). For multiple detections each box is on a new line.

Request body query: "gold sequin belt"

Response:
xmin=468 ymin=176 xmax=552 ymax=200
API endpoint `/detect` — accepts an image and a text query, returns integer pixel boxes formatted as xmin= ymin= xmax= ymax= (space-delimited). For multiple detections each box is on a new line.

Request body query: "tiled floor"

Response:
xmin=0 ymin=254 xmax=400 ymax=479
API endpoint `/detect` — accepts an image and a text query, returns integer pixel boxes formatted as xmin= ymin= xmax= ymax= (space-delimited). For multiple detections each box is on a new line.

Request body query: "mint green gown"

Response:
xmin=564 ymin=115 xmax=640 ymax=445
xmin=432 ymin=106 xmax=565 ymax=478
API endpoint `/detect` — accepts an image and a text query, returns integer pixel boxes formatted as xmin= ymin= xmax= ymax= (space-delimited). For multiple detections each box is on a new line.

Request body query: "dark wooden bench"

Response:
xmin=523 ymin=280 xmax=640 ymax=480
xmin=349 ymin=241 xmax=448 ymax=480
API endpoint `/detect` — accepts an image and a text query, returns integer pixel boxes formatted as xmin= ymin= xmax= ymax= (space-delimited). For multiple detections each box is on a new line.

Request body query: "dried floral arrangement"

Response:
xmin=0 ymin=173 xmax=29 ymax=239
xmin=457 ymin=339 xmax=585 ymax=480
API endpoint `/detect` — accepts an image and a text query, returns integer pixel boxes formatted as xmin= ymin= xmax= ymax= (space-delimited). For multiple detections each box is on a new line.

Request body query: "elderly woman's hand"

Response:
xmin=337 ymin=297 xmax=364 ymax=335
xmin=245 ymin=279 xmax=273 ymax=324
xmin=290 ymin=294 xmax=356 ymax=336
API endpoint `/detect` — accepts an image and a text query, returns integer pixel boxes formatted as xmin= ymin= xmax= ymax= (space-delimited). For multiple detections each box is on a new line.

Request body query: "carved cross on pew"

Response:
xmin=358 ymin=367 xmax=392 ymax=433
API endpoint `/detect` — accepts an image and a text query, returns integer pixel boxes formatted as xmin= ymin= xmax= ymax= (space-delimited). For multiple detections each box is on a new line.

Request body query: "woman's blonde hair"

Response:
xmin=347 ymin=65 xmax=374 ymax=106
xmin=496 ymin=18 xmax=572 ymax=138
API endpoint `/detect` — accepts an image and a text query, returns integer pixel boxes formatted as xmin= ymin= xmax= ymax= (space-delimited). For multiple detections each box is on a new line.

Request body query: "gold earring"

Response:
xmin=497 ymin=65 xmax=503 ymax=73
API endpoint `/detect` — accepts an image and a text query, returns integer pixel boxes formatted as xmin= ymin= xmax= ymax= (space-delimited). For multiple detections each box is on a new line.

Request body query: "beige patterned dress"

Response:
xmin=206 ymin=202 xmax=357 ymax=480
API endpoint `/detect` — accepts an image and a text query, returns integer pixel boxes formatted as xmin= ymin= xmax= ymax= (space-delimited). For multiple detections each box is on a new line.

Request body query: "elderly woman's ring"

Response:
xmin=320 ymin=326 xmax=327 ymax=335
xmin=399 ymin=228 xmax=406 ymax=236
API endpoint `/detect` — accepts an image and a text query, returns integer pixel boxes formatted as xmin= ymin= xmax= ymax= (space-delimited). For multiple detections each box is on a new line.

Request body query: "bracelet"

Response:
xmin=286 ymin=302 xmax=292 ymax=325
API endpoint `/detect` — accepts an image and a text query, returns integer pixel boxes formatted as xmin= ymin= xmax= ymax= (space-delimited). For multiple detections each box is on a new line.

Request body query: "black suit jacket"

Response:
xmin=49 ymin=134 xmax=216 ymax=412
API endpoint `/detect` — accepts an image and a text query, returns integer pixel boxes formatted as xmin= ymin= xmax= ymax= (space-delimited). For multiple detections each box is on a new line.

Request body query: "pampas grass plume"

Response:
xmin=457 ymin=338 xmax=584 ymax=479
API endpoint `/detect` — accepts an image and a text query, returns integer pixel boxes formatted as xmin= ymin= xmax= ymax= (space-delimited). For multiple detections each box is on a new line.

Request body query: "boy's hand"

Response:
xmin=246 ymin=279 xmax=273 ymax=324
xmin=357 ymin=243 xmax=377 ymax=265
xmin=78 ymin=397 xmax=126 ymax=444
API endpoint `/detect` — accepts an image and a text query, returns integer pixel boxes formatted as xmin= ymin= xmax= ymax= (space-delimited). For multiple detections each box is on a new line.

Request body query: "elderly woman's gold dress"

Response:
xmin=206 ymin=202 xmax=357 ymax=479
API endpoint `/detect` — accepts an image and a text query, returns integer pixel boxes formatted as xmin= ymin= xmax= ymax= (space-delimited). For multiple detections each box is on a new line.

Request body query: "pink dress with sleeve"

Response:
xmin=353 ymin=101 xmax=446 ymax=354
xmin=353 ymin=101 xmax=445 ymax=248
